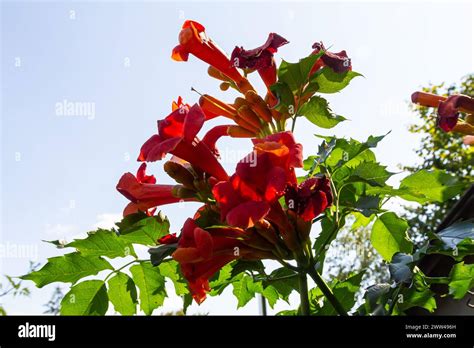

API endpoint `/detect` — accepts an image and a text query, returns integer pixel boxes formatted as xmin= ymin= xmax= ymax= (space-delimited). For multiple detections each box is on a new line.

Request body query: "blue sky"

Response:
xmin=1 ymin=0 xmax=472 ymax=315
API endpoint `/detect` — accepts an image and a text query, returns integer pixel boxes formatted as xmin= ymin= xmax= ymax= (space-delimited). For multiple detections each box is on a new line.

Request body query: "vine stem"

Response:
xmin=307 ymin=266 xmax=348 ymax=316
xmin=104 ymin=258 xmax=159 ymax=282
xmin=297 ymin=268 xmax=310 ymax=316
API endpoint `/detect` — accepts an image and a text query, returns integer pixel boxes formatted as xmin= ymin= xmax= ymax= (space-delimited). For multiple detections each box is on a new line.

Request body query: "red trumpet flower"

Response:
xmin=116 ymin=163 xmax=192 ymax=216
xmin=411 ymin=92 xmax=474 ymax=133
xmin=310 ymin=41 xmax=351 ymax=75
xmin=213 ymin=131 xmax=302 ymax=229
xmin=437 ymin=95 xmax=474 ymax=132
xmin=231 ymin=33 xmax=289 ymax=88
xmin=172 ymin=20 xmax=253 ymax=93
xmin=138 ymin=103 xmax=229 ymax=182
xmin=285 ymin=176 xmax=333 ymax=222
xmin=172 ymin=219 xmax=241 ymax=303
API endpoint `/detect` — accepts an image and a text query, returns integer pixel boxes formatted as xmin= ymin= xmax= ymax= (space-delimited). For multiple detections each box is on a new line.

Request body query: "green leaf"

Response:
xmin=232 ymin=275 xmax=262 ymax=308
xmin=269 ymin=82 xmax=295 ymax=114
xmin=230 ymin=260 xmax=265 ymax=279
xmin=158 ymin=261 xmax=188 ymax=296
xmin=278 ymin=52 xmax=324 ymax=92
xmin=209 ymin=264 xmax=234 ymax=296
xmin=389 ymin=253 xmax=414 ymax=284
xmin=130 ymin=261 xmax=166 ymax=315
xmin=349 ymin=162 xmax=393 ymax=187
xmin=107 ymin=272 xmax=137 ymax=315
xmin=183 ymin=293 xmax=193 ymax=314
xmin=319 ymin=272 xmax=365 ymax=315
xmin=263 ymin=268 xmax=299 ymax=302
xmin=261 ymin=285 xmax=279 ymax=308
xmin=310 ymin=67 xmax=362 ymax=94
xmin=66 ymin=229 xmax=136 ymax=259
xmin=448 ymin=262 xmax=474 ymax=299
xmin=398 ymin=169 xmax=467 ymax=203
xmin=371 ymin=212 xmax=413 ymax=261
xmin=397 ymin=270 xmax=437 ymax=313
xmin=60 ymin=280 xmax=108 ymax=315
xmin=119 ymin=213 xmax=170 ymax=246
xmin=313 ymin=215 xmax=346 ymax=272
xmin=364 ymin=283 xmax=391 ymax=311
xmin=299 ymin=96 xmax=346 ymax=129
xmin=324 ymin=134 xmax=387 ymax=172
xmin=21 ymin=253 xmax=113 ymax=288
xmin=434 ymin=220 xmax=474 ymax=249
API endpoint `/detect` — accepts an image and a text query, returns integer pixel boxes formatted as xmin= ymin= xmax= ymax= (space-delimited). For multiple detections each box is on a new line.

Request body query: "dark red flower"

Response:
xmin=310 ymin=42 xmax=351 ymax=75
xmin=116 ymin=163 xmax=193 ymax=216
xmin=231 ymin=33 xmax=289 ymax=89
xmin=138 ymin=103 xmax=229 ymax=182
xmin=437 ymin=95 xmax=474 ymax=132
xmin=285 ymin=176 xmax=333 ymax=222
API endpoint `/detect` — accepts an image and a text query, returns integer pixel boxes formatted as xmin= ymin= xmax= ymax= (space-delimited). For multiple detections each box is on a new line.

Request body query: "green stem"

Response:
xmin=104 ymin=258 xmax=154 ymax=282
xmin=307 ymin=266 xmax=348 ymax=316
xmin=298 ymin=270 xmax=310 ymax=316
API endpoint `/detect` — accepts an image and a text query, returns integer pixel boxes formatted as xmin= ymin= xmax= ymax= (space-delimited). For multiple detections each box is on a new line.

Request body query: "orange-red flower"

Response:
xmin=116 ymin=163 xmax=193 ymax=216
xmin=172 ymin=20 xmax=254 ymax=93
xmin=173 ymin=218 xmax=271 ymax=303
xmin=213 ymin=131 xmax=302 ymax=229
xmin=138 ymin=103 xmax=229 ymax=181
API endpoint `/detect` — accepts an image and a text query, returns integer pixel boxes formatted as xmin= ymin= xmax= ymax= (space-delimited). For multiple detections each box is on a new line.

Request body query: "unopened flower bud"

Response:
xmin=164 ymin=161 xmax=196 ymax=189
xmin=172 ymin=185 xmax=197 ymax=199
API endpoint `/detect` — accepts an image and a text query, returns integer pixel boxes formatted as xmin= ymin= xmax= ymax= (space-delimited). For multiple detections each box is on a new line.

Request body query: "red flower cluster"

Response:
xmin=117 ymin=20 xmax=335 ymax=303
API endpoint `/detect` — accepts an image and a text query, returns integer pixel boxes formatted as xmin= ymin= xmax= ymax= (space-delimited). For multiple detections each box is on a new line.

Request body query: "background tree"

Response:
xmin=402 ymin=74 xmax=474 ymax=245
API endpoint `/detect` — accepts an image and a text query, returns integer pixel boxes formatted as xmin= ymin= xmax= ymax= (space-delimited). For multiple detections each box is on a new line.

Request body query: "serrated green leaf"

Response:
xmin=232 ymin=275 xmax=261 ymax=308
xmin=158 ymin=261 xmax=188 ymax=296
xmin=261 ymin=285 xmax=279 ymax=308
xmin=263 ymin=268 xmax=299 ymax=302
xmin=278 ymin=52 xmax=324 ymax=92
xmin=319 ymin=272 xmax=365 ymax=315
xmin=119 ymin=213 xmax=170 ymax=246
xmin=397 ymin=271 xmax=437 ymax=314
xmin=66 ymin=229 xmax=136 ymax=259
xmin=371 ymin=213 xmax=413 ymax=261
xmin=299 ymin=96 xmax=346 ymax=129
xmin=209 ymin=263 xmax=234 ymax=296
xmin=130 ymin=262 xmax=166 ymax=315
xmin=310 ymin=67 xmax=362 ymax=93
xmin=21 ymin=253 xmax=113 ymax=288
xmin=349 ymin=162 xmax=393 ymax=187
xmin=230 ymin=260 xmax=265 ymax=279
xmin=107 ymin=272 xmax=137 ymax=315
xmin=398 ymin=169 xmax=467 ymax=203
xmin=448 ymin=262 xmax=474 ymax=299
xmin=60 ymin=280 xmax=108 ymax=315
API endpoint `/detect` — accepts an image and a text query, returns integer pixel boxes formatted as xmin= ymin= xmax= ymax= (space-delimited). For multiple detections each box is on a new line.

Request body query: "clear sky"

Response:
xmin=1 ymin=0 xmax=473 ymax=315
